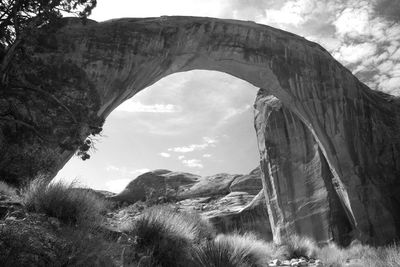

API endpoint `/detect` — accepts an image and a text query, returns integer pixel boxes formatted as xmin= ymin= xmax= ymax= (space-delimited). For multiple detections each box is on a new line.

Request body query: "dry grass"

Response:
xmin=192 ymin=240 xmax=252 ymax=267
xmin=0 ymin=180 xmax=17 ymax=197
xmin=22 ymin=177 xmax=107 ymax=228
xmin=0 ymin=223 xmax=116 ymax=266
xmin=215 ymin=233 xmax=286 ymax=264
xmin=192 ymin=232 xmax=288 ymax=267
xmin=281 ymin=234 xmax=318 ymax=259
xmin=317 ymin=242 xmax=400 ymax=267
xmin=121 ymin=205 xmax=215 ymax=267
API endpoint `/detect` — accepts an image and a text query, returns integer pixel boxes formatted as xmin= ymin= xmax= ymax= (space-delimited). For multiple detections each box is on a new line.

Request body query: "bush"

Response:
xmin=193 ymin=232 xmax=287 ymax=267
xmin=281 ymin=234 xmax=318 ymax=259
xmin=22 ymin=177 xmax=107 ymax=228
xmin=121 ymin=205 xmax=215 ymax=267
xmin=192 ymin=240 xmax=252 ymax=267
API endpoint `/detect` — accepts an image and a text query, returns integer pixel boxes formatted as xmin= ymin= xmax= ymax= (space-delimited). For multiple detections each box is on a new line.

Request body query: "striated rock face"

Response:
xmin=112 ymin=168 xmax=259 ymax=204
xmin=207 ymin=189 xmax=271 ymax=240
xmin=229 ymin=166 xmax=263 ymax=194
xmin=3 ymin=16 xmax=400 ymax=244
xmin=254 ymin=92 xmax=352 ymax=245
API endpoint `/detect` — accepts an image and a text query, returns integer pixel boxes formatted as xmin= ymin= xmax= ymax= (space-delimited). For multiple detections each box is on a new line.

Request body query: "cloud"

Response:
xmin=159 ymin=152 xmax=171 ymax=158
xmin=373 ymin=0 xmax=400 ymax=22
xmin=178 ymin=155 xmax=185 ymax=160
xmin=264 ymin=0 xmax=312 ymax=26
xmin=115 ymin=100 xmax=181 ymax=113
xmin=378 ymin=77 xmax=400 ymax=94
xmin=334 ymin=43 xmax=378 ymax=64
xmin=106 ymin=165 xmax=149 ymax=178
xmin=182 ymin=159 xmax=203 ymax=168
xmin=220 ymin=105 xmax=251 ymax=125
xmin=202 ymin=154 xmax=212 ymax=158
xmin=333 ymin=6 xmax=371 ymax=38
xmin=105 ymin=178 xmax=131 ymax=193
xmin=168 ymin=137 xmax=218 ymax=153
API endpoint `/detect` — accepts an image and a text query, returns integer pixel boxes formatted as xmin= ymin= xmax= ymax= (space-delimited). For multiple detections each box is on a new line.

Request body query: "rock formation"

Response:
xmin=254 ymin=92 xmax=352 ymax=245
xmin=112 ymin=169 xmax=200 ymax=203
xmin=2 ymin=16 xmax=400 ymax=245
xmin=109 ymin=168 xmax=271 ymax=239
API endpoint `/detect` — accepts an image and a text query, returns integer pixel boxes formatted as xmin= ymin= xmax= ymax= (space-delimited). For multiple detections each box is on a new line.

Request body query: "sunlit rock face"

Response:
xmin=111 ymin=168 xmax=271 ymax=239
xmin=254 ymin=92 xmax=352 ymax=245
xmin=4 ymin=16 xmax=400 ymax=245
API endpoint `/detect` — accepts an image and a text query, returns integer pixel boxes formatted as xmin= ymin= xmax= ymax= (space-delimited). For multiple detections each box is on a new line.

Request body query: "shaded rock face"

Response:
xmin=207 ymin=190 xmax=271 ymax=240
xmin=229 ymin=166 xmax=263 ymax=194
xmin=3 ymin=16 xmax=400 ymax=244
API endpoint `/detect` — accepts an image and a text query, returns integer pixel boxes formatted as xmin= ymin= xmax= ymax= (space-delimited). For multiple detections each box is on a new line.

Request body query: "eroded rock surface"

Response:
xmin=111 ymin=170 xmax=200 ymax=203
xmin=254 ymin=93 xmax=352 ymax=244
xmin=3 ymin=16 xmax=400 ymax=244
xmin=109 ymin=168 xmax=271 ymax=239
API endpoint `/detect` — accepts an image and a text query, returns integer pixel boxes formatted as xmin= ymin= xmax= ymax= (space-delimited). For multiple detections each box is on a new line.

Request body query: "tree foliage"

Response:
xmin=0 ymin=0 xmax=97 ymax=79
xmin=0 ymin=0 xmax=96 ymax=48
xmin=0 ymin=0 xmax=101 ymax=184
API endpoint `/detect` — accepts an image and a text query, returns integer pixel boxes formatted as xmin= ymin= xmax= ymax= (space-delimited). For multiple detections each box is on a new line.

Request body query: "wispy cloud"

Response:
xmin=333 ymin=43 xmax=378 ymax=64
xmin=220 ymin=105 xmax=251 ymax=125
xmin=105 ymin=165 xmax=149 ymax=178
xmin=168 ymin=137 xmax=218 ymax=153
xmin=115 ymin=100 xmax=181 ymax=113
xmin=159 ymin=152 xmax=171 ymax=158
xmin=182 ymin=159 xmax=203 ymax=168
xmin=202 ymin=154 xmax=212 ymax=158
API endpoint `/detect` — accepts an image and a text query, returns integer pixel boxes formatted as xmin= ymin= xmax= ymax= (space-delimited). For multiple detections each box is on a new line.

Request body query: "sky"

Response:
xmin=54 ymin=0 xmax=400 ymax=193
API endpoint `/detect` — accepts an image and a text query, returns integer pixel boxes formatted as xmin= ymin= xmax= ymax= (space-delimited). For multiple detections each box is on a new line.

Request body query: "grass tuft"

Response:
xmin=192 ymin=240 xmax=251 ymax=267
xmin=281 ymin=234 xmax=318 ymax=259
xmin=22 ymin=177 xmax=107 ymax=228
xmin=317 ymin=241 xmax=400 ymax=267
xmin=121 ymin=205 xmax=215 ymax=267
xmin=193 ymin=232 xmax=286 ymax=267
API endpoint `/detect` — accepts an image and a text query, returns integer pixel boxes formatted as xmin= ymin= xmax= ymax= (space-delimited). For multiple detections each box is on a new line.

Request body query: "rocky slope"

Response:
xmin=108 ymin=168 xmax=271 ymax=240
xmin=2 ymin=16 xmax=400 ymax=245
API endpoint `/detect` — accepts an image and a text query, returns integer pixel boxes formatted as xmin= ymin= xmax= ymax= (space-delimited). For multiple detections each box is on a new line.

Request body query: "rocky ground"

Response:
xmin=106 ymin=167 xmax=272 ymax=240
xmin=1 ymin=170 xmax=398 ymax=266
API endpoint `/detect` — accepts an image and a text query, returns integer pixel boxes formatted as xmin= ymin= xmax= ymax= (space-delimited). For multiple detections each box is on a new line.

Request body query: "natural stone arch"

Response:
xmin=3 ymin=16 xmax=400 ymax=245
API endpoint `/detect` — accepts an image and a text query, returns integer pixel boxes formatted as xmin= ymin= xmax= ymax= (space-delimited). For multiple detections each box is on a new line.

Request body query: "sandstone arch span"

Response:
xmin=2 ymin=16 xmax=400 ymax=245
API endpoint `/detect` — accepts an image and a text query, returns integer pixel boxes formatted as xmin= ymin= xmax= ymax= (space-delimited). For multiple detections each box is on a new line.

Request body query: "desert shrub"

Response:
xmin=316 ymin=243 xmax=344 ymax=266
xmin=121 ymin=206 xmax=215 ymax=267
xmin=192 ymin=240 xmax=251 ymax=267
xmin=281 ymin=234 xmax=318 ymax=259
xmin=193 ymin=232 xmax=285 ymax=267
xmin=22 ymin=177 xmax=107 ymax=228
xmin=0 ymin=181 xmax=17 ymax=197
